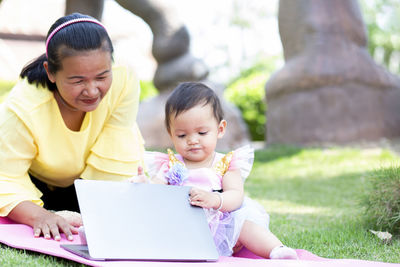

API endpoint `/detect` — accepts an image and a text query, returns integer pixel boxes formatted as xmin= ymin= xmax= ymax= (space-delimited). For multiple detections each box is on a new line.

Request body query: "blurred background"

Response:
xmin=0 ymin=0 xmax=281 ymax=83
xmin=0 ymin=0 xmax=399 ymax=149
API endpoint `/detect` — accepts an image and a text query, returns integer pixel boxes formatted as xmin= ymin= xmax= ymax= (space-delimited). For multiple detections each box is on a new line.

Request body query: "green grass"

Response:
xmin=0 ymin=244 xmax=84 ymax=266
xmin=247 ymin=145 xmax=400 ymax=263
xmin=363 ymin=165 xmax=400 ymax=234
xmin=1 ymin=145 xmax=399 ymax=265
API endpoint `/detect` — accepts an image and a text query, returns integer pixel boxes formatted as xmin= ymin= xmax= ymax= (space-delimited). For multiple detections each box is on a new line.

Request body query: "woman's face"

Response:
xmin=45 ymin=49 xmax=113 ymax=112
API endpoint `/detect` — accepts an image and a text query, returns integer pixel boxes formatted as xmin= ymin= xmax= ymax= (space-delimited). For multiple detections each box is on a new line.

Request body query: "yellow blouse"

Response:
xmin=0 ymin=65 xmax=144 ymax=216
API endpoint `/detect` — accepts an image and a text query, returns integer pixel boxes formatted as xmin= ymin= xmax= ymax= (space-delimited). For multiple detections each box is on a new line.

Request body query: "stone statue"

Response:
xmin=66 ymin=0 xmax=250 ymax=151
xmin=265 ymin=0 xmax=400 ymax=144
xmin=66 ymin=0 xmax=208 ymax=91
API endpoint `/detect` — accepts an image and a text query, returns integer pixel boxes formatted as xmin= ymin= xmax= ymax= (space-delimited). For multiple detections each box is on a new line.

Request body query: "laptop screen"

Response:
xmin=64 ymin=180 xmax=219 ymax=261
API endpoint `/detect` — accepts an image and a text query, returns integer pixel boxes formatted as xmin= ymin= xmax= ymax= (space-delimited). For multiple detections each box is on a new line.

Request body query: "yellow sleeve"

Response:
xmin=81 ymin=67 xmax=145 ymax=181
xmin=0 ymin=107 xmax=43 ymax=216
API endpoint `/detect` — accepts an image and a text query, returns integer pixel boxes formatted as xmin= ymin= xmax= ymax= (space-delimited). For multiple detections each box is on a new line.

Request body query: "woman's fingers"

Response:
xmin=55 ymin=210 xmax=83 ymax=227
xmin=70 ymin=225 xmax=79 ymax=235
xmin=33 ymin=226 xmax=42 ymax=238
xmin=33 ymin=213 xmax=76 ymax=241
xmin=56 ymin=218 xmax=75 ymax=241
xmin=40 ymin=223 xmax=51 ymax=239
xmin=49 ymin=223 xmax=61 ymax=241
xmin=60 ymin=226 xmax=75 ymax=241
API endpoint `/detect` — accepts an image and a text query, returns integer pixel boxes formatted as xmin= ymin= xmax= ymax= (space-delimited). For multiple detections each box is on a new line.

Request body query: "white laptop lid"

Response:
xmin=66 ymin=179 xmax=219 ymax=261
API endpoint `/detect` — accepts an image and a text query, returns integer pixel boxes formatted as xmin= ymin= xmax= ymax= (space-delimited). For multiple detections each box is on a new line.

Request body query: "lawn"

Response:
xmin=248 ymin=145 xmax=400 ymax=263
xmin=0 ymin=145 xmax=399 ymax=266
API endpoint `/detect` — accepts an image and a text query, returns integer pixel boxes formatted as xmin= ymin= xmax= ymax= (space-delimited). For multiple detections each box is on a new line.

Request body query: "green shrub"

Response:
xmin=224 ymin=57 xmax=280 ymax=141
xmin=139 ymin=80 xmax=158 ymax=101
xmin=362 ymin=165 xmax=400 ymax=234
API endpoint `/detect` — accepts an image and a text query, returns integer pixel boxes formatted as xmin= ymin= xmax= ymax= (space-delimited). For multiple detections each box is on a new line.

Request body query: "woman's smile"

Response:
xmin=81 ymin=97 xmax=99 ymax=105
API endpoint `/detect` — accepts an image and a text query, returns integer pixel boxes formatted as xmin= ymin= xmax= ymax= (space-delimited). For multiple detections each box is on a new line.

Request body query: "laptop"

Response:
xmin=60 ymin=179 xmax=219 ymax=261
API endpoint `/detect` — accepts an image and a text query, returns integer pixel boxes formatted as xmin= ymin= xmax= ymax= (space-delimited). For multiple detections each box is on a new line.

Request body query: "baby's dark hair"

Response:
xmin=165 ymin=82 xmax=224 ymax=134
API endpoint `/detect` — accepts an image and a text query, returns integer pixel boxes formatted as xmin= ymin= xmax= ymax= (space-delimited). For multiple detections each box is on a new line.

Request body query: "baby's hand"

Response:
xmin=189 ymin=187 xmax=221 ymax=210
xmin=128 ymin=166 xmax=148 ymax=183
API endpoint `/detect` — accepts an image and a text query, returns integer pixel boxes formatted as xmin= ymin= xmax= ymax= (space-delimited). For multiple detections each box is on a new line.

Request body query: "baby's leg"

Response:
xmin=238 ymin=220 xmax=297 ymax=259
xmin=238 ymin=220 xmax=282 ymax=258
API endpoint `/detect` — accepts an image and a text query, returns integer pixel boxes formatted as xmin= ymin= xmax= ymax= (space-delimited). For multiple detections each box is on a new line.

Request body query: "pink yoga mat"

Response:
xmin=0 ymin=217 xmax=399 ymax=267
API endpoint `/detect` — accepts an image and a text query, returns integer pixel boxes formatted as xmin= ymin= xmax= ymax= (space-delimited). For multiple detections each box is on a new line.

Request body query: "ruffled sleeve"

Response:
xmin=81 ymin=123 xmax=144 ymax=181
xmin=0 ymin=107 xmax=43 ymax=216
xmin=228 ymin=145 xmax=254 ymax=181
xmin=81 ymin=67 xmax=145 ymax=181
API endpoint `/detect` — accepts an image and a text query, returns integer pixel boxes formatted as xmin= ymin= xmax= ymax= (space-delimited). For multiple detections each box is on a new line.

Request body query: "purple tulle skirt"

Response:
xmin=205 ymin=197 xmax=270 ymax=256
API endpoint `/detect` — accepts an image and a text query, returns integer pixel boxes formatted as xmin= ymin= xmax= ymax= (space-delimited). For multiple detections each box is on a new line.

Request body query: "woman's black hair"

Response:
xmin=20 ymin=13 xmax=113 ymax=91
xmin=165 ymin=82 xmax=224 ymax=134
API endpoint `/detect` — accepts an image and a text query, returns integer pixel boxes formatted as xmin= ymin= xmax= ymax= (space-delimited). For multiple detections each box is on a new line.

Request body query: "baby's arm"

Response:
xmin=218 ymin=169 xmax=244 ymax=211
xmin=189 ymin=169 xmax=244 ymax=212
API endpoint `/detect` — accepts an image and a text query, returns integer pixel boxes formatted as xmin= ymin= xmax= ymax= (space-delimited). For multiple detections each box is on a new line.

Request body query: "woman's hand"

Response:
xmin=189 ymin=187 xmax=221 ymax=210
xmin=54 ymin=210 xmax=83 ymax=227
xmin=8 ymin=201 xmax=78 ymax=241
xmin=32 ymin=210 xmax=78 ymax=241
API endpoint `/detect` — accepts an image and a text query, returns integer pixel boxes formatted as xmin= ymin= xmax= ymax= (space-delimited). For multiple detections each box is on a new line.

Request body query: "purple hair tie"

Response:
xmin=45 ymin=18 xmax=107 ymax=58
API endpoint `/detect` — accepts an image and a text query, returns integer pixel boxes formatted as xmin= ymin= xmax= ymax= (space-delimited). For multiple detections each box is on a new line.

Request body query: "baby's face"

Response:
xmin=169 ymin=104 xmax=226 ymax=167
